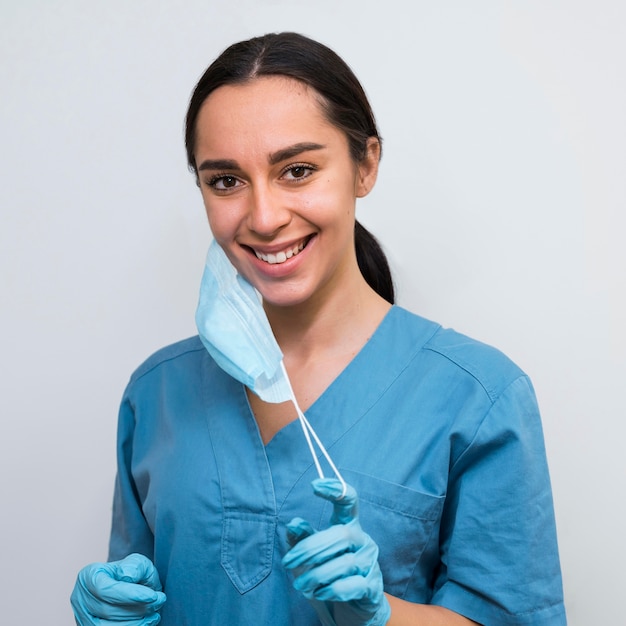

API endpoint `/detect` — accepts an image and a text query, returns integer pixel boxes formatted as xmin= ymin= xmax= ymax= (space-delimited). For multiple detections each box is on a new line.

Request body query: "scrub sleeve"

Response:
xmin=429 ymin=375 xmax=565 ymax=624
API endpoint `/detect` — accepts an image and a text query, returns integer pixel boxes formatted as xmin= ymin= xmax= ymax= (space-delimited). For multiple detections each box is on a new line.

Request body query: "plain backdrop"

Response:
xmin=1 ymin=1 xmax=624 ymax=624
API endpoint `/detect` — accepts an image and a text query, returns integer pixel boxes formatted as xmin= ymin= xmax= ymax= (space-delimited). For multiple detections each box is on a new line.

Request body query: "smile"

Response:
xmin=253 ymin=239 xmax=308 ymax=265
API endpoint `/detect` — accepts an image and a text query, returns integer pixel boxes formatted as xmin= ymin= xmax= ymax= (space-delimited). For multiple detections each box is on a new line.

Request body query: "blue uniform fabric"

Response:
xmin=109 ymin=306 xmax=566 ymax=625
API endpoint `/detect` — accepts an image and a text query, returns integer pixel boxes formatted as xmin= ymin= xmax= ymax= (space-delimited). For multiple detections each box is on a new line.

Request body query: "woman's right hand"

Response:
xmin=70 ymin=553 xmax=166 ymax=625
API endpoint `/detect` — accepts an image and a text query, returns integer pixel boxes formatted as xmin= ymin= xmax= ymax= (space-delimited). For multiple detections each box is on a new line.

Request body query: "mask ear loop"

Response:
xmin=279 ymin=362 xmax=347 ymax=499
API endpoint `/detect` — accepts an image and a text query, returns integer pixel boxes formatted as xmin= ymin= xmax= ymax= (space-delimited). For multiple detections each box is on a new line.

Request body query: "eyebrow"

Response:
xmin=197 ymin=158 xmax=239 ymax=172
xmin=197 ymin=142 xmax=326 ymax=172
xmin=268 ymin=142 xmax=325 ymax=165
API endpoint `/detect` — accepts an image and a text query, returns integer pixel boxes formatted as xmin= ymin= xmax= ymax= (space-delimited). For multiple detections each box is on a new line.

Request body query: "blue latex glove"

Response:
xmin=70 ymin=553 xmax=166 ymax=625
xmin=282 ymin=478 xmax=391 ymax=626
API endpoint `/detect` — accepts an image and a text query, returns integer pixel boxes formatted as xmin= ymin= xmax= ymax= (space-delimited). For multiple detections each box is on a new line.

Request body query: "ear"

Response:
xmin=355 ymin=137 xmax=381 ymax=198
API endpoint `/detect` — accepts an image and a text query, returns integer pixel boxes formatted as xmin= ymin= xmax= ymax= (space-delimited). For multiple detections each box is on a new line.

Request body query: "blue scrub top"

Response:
xmin=109 ymin=306 xmax=566 ymax=625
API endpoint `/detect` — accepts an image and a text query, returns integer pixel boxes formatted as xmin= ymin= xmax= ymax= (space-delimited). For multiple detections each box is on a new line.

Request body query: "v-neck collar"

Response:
xmin=265 ymin=306 xmax=440 ymax=501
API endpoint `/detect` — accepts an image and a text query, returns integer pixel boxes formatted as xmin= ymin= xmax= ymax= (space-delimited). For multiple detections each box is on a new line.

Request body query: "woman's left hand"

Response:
xmin=282 ymin=478 xmax=391 ymax=626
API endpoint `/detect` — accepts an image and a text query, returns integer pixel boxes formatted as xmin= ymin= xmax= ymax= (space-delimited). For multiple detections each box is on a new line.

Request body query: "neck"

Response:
xmin=264 ymin=274 xmax=391 ymax=362
xmin=260 ymin=265 xmax=392 ymax=415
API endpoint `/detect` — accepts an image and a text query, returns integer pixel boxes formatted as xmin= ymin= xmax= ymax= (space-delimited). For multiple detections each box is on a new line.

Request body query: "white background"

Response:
xmin=1 ymin=1 xmax=624 ymax=624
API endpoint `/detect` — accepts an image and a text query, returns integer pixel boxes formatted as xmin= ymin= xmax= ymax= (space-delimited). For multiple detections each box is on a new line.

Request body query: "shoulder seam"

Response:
xmin=450 ymin=374 xmax=533 ymax=473
xmin=422 ymin=342 xmax=523 ymax=404
xmin=129 ymin=338 xmax=205 ymax=384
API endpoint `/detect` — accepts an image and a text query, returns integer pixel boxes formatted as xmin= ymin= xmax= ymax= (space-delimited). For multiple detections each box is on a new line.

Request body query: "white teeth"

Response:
xmin=254 ymin=241 xmax=307 ymax=265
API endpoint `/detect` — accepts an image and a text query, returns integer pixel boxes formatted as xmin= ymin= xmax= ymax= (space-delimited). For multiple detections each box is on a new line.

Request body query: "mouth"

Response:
xmin=251 ymin=236 xmax=313 ymax=265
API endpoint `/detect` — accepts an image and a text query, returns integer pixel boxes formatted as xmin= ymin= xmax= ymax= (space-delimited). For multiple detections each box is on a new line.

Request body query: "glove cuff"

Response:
xmin=365 ymin=594 xmax=391 ymax=626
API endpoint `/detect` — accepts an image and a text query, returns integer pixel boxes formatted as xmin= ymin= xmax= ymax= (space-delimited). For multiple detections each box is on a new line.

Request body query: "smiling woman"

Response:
xmin=192 ymin=76 xmax=382 ymax=313
xmin=70 ymin=32 xmax=567 ymax=626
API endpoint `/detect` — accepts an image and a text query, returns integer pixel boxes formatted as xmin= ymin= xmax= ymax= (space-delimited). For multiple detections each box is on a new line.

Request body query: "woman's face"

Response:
xmin=193 ymin=76 xmax=378 ymax=309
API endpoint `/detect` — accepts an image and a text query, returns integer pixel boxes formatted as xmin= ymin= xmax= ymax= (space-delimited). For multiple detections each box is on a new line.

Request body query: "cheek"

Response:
xmin=201 ymin=196 xmax=242 ymax=239
xmin=299 ymin=178 xmax=357 ymax=221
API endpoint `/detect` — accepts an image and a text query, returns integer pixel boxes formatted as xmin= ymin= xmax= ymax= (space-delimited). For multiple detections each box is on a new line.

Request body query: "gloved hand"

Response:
xmin=70 ymin=553 xmax=166 ymax=625
xmin=282 ymin=478 xmax=391 ymax=626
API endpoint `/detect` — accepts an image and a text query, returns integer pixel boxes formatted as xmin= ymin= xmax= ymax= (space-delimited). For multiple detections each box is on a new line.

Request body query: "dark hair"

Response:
xmin=185 ymin=32 xmax=394 ymax=304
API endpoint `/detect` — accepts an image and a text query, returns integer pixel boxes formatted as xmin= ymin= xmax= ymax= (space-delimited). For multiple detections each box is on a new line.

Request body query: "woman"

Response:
xmin=71 ymin=32 xmax=566 ymax=625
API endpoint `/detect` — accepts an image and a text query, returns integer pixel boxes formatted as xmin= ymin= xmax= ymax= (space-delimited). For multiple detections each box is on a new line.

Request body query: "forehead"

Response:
xmin=194 ymin=76 xmax=344 ymax=158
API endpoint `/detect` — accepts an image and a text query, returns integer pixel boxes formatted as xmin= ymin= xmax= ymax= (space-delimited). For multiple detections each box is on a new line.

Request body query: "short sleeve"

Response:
xmin=431 ymin=376 xmax=566 ymax=625
xmin=108 ymin=388 xmax=155 ymax=562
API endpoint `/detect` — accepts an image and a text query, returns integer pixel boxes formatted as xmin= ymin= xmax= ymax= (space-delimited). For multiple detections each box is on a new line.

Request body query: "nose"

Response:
xmin=247 ymin=183 xmax=291 ymax=237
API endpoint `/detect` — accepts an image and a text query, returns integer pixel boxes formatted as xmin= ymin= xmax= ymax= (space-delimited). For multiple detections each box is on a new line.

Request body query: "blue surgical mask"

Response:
xmin=195 ymin=239 xmax=292 ymax=404
xmin=196 ymin=240 xmax=346 ymax=495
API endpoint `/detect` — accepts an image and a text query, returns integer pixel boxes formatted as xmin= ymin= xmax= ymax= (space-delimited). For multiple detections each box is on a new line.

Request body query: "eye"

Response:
xmin=281 ymin=164 xmax=315 ymax=182
xmin=206 ymin=174 xmax=243 ymax=192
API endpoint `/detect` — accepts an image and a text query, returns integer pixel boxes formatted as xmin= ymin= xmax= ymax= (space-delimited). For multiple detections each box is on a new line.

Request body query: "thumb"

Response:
xmin=285 ymin=517 xmax=317 ymax=548
xmin=311 ymin=478 xmax=358 ymax=525
xmin=110 ymin=553 xmax=163 ymax=592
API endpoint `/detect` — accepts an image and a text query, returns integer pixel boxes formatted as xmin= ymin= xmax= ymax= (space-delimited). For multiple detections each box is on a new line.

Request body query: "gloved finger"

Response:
xmin=90 ymin=574 xmax=166 ymax=611
xmin=72 ymin=595 xmax=164 ymax=626
xmin=77 ymin=590 xmax=164 ymax=621
xmin=292 ymin=537 xmax=379 ymax=598
xmin=292 ymin=548 xmax=375 ymax=597
xmin=313 ymin=571 xmax=383 ymax=603
xmin=110 ymin=553 xmax=163 ymax=591
xmin=75 ymin=565 xmax=166 ymax=619
xmin=282 ymin=520 xmax=367 ymax=571
xmin=285 ymin=517 xmax=317 ymax=548
xmin=82 ymin=615 xmax=162 ymax=626
xmin=311 ymin=478 xmax=358 ymax=525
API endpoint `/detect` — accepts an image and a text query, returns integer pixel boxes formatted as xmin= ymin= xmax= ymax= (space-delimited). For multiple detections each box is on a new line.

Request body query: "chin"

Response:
xmin=260 ymin=293 xmax=309 ymax=310
xmin=255 ymin=284 xmax=314 ymax=310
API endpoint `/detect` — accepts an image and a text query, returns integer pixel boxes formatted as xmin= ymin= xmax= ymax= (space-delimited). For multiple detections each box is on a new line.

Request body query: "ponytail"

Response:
xmin=355 ymin=221 xmax=395 ymax=304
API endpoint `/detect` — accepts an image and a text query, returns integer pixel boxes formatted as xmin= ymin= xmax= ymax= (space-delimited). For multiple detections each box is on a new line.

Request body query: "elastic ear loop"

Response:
xmin=280 ymin=362 xmax=347 ymax=499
